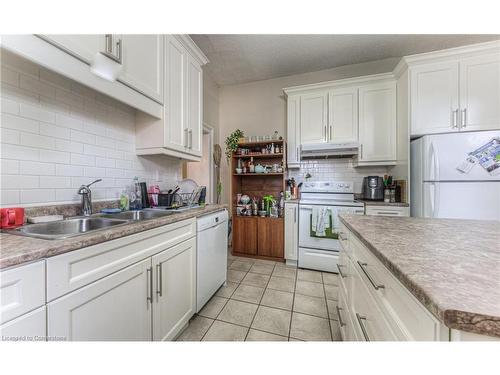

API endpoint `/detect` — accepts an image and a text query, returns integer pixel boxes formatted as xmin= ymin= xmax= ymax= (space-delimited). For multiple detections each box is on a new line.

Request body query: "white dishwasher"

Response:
xmin=196 ymin=209 xmax=228 ymax=312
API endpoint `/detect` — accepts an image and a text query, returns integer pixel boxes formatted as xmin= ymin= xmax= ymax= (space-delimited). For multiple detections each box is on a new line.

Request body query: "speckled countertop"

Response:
xmin=339 ymin=214 xmax=500 ymax=338
xmin=0 ymin=204 xmax=227 ymax=270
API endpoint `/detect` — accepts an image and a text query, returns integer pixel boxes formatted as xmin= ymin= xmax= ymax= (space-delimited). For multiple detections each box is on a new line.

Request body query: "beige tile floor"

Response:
xmin=177 ymin=253 xmax=341 ymax=342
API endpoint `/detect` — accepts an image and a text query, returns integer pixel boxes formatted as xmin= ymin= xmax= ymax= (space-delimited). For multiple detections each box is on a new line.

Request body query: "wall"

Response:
xmin=0 ymin=49 xmax=181 ymax=207
xmin=218 ymin=57 xmax=401 ymax=202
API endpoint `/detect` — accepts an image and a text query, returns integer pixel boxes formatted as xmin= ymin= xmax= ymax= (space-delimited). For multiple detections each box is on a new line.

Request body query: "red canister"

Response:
xmin=0 ymin=207 xmax=25 ymax=228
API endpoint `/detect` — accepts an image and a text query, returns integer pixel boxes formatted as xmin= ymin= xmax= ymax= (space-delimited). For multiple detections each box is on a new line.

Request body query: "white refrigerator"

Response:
xmin=411 ymin=130 xmax=500 ymax=221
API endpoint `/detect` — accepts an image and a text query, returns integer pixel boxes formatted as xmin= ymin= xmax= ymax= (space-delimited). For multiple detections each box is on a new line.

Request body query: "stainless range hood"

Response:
xmin=301 ymin=142 xmax=359 ymax=158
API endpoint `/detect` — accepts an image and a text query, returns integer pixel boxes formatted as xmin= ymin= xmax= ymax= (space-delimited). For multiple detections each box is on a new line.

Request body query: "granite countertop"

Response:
xmin=355 ymin=199 xmax=410 ymax=207
xmin=0 ymin=204 xmax=227 ymax=270
xmin=339 ymin=213 xmax=500 ymax=338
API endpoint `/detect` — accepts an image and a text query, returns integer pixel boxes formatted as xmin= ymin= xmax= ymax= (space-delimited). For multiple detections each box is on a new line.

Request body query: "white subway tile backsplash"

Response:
xmin=20 ymin=189 xmax=55 ymax=204
xmin=1 ymin=159 xmax=19 ymax=174
xmin=70 ymin=129 xmax=96 ymax=145
xmin=70 ymin=153 xmax=95 ymax=166
xmin=19 ymin=132 xmax=55 ymax=150
xmin=1 ymin=112 xmax=39 ymax=133
xmin=39 ymin=149 xmax=71 ymax=164
xmin=1 ymin=189 xmax=20 ymax=205
xmin=20 ymin=161 xmax=55 ymax=176
xmin=1 ymin=128 xmax=20 ymax=144
xmin=96 ymin=157 xmax=115 ymax=168
xmin=19 ymin=102 xmax=55 ymax=123
xmin=1 ymin=144 xmax=39 ymax=161
xmin=55 ymin=164 xmax=84 ymax=177
xmin=39 ymin=122 xmax=71 ymax=139
xmin=39 ymin=176 xmax=71 ymax=189
xmin=1 ymin=53 xmax=181 ymax=207
xmin=2 ymin=175 xmax=39 ymax=189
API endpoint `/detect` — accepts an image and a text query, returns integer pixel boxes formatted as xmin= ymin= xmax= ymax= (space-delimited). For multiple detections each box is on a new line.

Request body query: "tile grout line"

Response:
xmin=321 ymin=272 xmax=334 ymax=341
xmin=243 ymin=261 xmax=276 ymax=341
xmin=287 ymin=267 xmax=300 ymax=341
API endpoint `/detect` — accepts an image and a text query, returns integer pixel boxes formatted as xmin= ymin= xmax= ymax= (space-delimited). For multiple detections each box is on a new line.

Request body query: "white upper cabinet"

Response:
xmin=136 ymin=35 xmax=208 ymax=162
xmin=286 ymin=95 xmax=301 ymax=168
xmin=358 ymin=81 xmax=397 ymax=164
xmin=329 ymin=87 xmax=358 ymax=144
xmin=408 ymin=43 xmax=500 ymax=137
xmin=118 ymin=35 xmax=164 ymax=103
xmin=164 ymin=35 xmax=188 ymax=153
xmin=186 ymin=52 xmax=203 ymax=156
xmin=43 ymin=35 xmax=105 ymax=62
xmin=459 ymin=53 xmax=500 ymax=131
xmin=300 ymin=91 xmax=329 ymax=144
xmin=410 ymin=62 xmax=460 ymax=136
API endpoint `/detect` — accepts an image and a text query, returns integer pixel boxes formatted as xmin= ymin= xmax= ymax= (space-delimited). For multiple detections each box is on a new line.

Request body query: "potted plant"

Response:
xmin=262 ymin=194 xmax=276 ymax=215
xmin=224 ymin=129 xmax=244 ymax=160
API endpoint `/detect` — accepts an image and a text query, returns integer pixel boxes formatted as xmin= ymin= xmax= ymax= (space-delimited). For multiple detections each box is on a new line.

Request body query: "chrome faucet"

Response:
xmin=78 ymin=179 xmax=102 ymax=216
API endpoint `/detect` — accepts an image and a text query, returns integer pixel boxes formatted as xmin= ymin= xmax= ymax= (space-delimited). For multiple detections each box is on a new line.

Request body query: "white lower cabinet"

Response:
xmin=48 ymin=258 xmax=152 ymax=341
xmin=0 ymin=306 xmax=46 ymax=341
xmin=284 ymin=202 xmax=298 ymax=262
xmin=152 ymin=237 xmax=196 ymax=341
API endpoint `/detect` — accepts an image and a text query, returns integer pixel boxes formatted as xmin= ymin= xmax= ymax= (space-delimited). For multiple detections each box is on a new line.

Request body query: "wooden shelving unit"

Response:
xmin=231 ymin=139 xmax=286 ymax=261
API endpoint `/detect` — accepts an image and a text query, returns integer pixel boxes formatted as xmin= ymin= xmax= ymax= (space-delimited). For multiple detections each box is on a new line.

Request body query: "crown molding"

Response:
xmin=176 ymin=35 xmax=209 ymax=66
xmin=283 ymin=72 xmax=395 ymax=95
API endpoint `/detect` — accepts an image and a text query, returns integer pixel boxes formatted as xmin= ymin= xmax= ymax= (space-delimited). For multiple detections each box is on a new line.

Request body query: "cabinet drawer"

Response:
xmin=1 ymin=261 xmax=45 ymax=324
xmin=47 ymin=218 xmax=195 ymax=301
xmin=351 ymin=235 xmax=440 ymax=340
xmin=351 ymin=256 xmax=397 ymax=341
xmin=0 ymin=306 xmax=46 ymax=341
xmin=337 ymin=249 xmax=350 ymax=298
xmin=337 ymin=285 xmax=358 ymax=341
xmin=365 ymin=206 xmax=409 ymax=216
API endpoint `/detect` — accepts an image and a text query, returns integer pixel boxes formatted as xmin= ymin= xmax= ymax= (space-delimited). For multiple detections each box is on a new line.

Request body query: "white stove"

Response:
xmin=298 ymin=181 xmax=364 ymax=273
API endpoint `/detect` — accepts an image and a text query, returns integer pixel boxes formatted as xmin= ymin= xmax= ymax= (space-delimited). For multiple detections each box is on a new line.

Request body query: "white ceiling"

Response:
xmin=190 ymin=34 xmax=499 ymax=86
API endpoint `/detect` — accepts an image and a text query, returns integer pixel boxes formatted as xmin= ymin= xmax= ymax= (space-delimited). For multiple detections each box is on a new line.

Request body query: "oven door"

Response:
xmin=299 ymin=204 xmax=363 ymax=251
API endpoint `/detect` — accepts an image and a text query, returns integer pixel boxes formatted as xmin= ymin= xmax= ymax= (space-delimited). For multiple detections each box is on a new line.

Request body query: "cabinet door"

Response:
xmin=186 ymin=53 xmax=203 ymax=155
xmin=119 ymin=34 xmax=164 ymax=103
xmin=358 ymin=82 xmax=397 ymax=162
xmin=300 ymin=91 xmax=328 ymax=144
xmin=459 ymin=53 xmax=500 ymax=131
xmin=284 ymin=204 xmax=298 ymax=261
xmin=48 ymin=259 xmax=152 ymax=341
xmin=286 ymin=95 xmax=301 ymax=167
xmin=0 ymin=306 xmax=46 ymax=341
xmin=152 ymin=237 xmax=196 ymax=341
xmin=164 ymin=36 xmax=188 ymax=152
xmin=410 ymin=62 xmax=460 ymax=136
xmin=42 ymin=35 xmax=105 ymax=62
xmin=257 ymin=218 xmax=284 ymax=259
xmin=329 ymin=87 xmax=358 ymax=144
xmin=232 ymin=217 xmax=258 ymax=255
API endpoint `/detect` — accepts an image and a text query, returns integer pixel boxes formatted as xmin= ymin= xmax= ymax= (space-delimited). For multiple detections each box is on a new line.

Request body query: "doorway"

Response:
xmin=184 ymin=124 xmax=215 ymax=203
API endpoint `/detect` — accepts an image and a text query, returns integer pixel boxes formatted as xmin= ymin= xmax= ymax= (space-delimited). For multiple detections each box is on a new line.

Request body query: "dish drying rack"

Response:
xmin=177 ymin=187 xmax=203 ymax=207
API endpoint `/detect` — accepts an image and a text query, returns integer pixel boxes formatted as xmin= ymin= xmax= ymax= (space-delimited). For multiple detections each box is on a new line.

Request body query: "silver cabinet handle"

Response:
xmin=461 ymin=108 xmax=467 ymax=128
xmin=294 ymin=206 xmax=297 ymax=223
xmin=324 ymin=125 xmax=327 ymax=141
xmin=102 ymin=34 xmax=122 ymax=63
xmin=452 ymin=109 xmax=458 ymax=128
xmin=356 ymin=313 xmax=370 ymax=341
xmin=336 ymin=306 xmax=346 ymax=327
xmin=189 ymin=129 xmax=193 ymax=149
xmin=357 ymin=261 xmax=385 ymax=290
xmin=105 ymin=34 xmax=113 ymax=54
xmin=116 ymin=38 xmax=122 ymax=64
xmin=184 ymin=128 xmax=189 ymax=147
xmin=296 ymin=147 xmax=299 ymax=162
xmin=147 ymin=266 xmax=153 ymax=305
xmin=156 ymin=263 xmax=162 ymax=298
xmin=359 ymin=144 xmax=363 ymax=160
xmin=339 ymin=232 xmax=347 ymax=241
xmin=337 ymin=263 xmax=346 ymax=278
xmin=329 ymin=125 xmax=333 ymax=141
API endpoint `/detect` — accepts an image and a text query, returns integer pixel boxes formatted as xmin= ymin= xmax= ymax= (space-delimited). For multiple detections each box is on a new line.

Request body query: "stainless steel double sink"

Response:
xmin=10 ymin=210 xmax=175 ymax=240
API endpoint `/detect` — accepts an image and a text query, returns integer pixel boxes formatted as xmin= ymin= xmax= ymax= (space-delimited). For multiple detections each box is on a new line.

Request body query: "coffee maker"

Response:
xmin=362 ymin=176 xmax=384 ymax=200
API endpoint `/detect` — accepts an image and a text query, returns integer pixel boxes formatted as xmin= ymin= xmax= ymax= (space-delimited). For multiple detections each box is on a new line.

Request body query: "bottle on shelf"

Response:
xmin=129 ymin=177 xmax=143 ymax=210
xmin=249 ymin=157 xmax=255 ymax=173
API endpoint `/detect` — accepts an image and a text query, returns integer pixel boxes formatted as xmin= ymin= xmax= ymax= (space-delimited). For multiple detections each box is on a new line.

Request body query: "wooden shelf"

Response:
xmin=238 ymin=139 xmax=284 ymax=147
xmin=233 ymin=172 xmax=284 ymax=176
xmin=233 ymin=153 xmax=283 ymax=158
